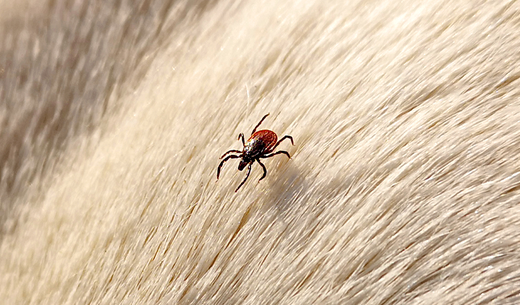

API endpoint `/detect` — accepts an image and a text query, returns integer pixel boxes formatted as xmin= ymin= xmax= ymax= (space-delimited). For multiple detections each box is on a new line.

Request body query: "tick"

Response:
xmin=217 ymin=113 xmax=294 ymax=192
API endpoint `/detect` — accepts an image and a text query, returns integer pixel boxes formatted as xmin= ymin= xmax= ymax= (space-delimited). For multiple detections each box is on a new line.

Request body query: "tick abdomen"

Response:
xmin=245 ymin=130 xmax=278 ymax=155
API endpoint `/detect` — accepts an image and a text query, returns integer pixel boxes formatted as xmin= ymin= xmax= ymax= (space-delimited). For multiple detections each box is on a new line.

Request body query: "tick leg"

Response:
xmin=256 ymin=159 xmax=267 ymax=182
xmin=220 ymin=150 xmax=242 ymax=159
xmin=238 ymin=133 xmax=245 ymax=146
xmin=271 ymin=135 xmax=294 ymax=151
xmin=251 ymin=113 xmax=270 ymax=135
xmin=261 ymin=150 xmax=291 ymax=159
xmin=235 ymin=163 xmax=252 ymax=192
xmin=217 ymin=154 xmax=241 ymax=179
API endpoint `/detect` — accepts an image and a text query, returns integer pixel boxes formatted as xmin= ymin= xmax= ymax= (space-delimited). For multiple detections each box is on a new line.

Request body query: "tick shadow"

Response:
xmin=262 ymin=160 xmax=307 ymax=214
xmin=261 ymin=159 xmax=358 ymax=219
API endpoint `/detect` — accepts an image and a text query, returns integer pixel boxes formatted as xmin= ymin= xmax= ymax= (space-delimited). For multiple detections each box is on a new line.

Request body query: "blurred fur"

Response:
xmin=1 ymin=0 xmax=520 ymax=304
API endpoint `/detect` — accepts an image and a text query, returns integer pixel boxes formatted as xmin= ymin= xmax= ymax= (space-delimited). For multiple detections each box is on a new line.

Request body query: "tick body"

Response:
xmin=217 ymin=114 xmax=294 ymax=192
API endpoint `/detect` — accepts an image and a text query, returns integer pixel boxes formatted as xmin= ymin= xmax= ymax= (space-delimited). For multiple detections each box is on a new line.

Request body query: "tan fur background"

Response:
xmin=1 ymin=0 xmax=520 ymax=304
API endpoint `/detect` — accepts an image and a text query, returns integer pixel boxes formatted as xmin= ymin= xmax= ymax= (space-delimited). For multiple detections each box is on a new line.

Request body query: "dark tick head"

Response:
xmin=238 ymin=159 xmax=248 ymax=171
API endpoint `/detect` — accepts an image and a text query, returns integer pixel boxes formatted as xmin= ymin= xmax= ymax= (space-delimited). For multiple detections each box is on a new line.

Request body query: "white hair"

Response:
xmin=1 ymin=0 xmax=519 ymax=304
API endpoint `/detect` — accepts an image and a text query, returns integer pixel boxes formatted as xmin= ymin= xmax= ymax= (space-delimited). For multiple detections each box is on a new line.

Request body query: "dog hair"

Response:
xmin=1 ymin=0 xmax=520 ymax=304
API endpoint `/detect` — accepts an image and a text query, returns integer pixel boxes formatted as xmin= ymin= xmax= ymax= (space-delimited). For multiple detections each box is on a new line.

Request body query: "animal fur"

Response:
xmin=1 ymin=0 xmax=520 ymax=304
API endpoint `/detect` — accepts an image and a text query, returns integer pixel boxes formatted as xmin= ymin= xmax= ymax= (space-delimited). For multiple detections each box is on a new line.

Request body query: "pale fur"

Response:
xmin=1 ymin=0 xmax=520 ymax=304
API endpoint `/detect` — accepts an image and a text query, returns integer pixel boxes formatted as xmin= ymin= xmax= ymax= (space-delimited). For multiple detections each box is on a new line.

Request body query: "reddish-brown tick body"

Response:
xmin=217 ymin=114 xmax=294 ymax=192
xmin=239 ymin=130 xmax=277 ymax=169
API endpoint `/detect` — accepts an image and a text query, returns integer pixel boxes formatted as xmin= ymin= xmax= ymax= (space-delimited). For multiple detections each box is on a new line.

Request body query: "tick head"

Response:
xmin=238 ymin=159 xmax=248 ymax=171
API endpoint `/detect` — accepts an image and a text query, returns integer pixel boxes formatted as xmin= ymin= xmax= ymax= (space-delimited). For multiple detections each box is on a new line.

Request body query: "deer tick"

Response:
xmin=217 ymin=113 xmax=294 ymax=192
